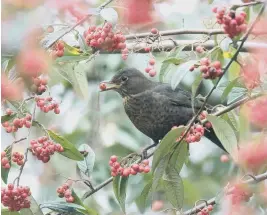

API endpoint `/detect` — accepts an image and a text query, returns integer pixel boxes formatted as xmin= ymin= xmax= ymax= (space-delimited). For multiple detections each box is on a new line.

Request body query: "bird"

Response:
xmin=100 ymin=68 xmax=226 ymax=157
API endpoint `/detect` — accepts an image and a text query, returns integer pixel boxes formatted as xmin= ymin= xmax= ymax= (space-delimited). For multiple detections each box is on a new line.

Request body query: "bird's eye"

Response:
xmin=121 ymin=76 xmax=128 ymax=82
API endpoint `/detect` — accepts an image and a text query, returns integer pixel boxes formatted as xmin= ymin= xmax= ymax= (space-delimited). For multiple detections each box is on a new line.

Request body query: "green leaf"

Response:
xmin=169 ymin=141 xmax=188 ymax=173
xmin=159 ymin=45 xmax=187 ymax=82
xmin=113 ymin=175 xmax=120 ymax=202
xmin=119 ymin=176 xmax=129 ymax=213
xmin=77 ymin=144 xmax=95 ymax=177
xmin=47 ymin=130 xmax=83 ymax=161
xmin=210 ymin=47 xmax=224 ymax=63
xmin=63 ymin=42 xmax=81 ymax=56
xmin=228 ymin=61 xmax=241 ymax=82
xmin=226 ymin=111 xmax=239 ymax=132
xmin=162 ymin=57 xmax=186 ymax=65
xmin=171 ymin=60 xmax=197 ymax=90
xmin=206 ymin=115 xmax=238 ymax=156
xmin=152 ymin=156 xmax=169 ymax=194
xmin=40 ymin=202 xmax=87 ymax=215
xmin=208 ymin=0 xmax=214 ymax=4
xmin=1 ymin=145 xmax=12 ymax=184
xmin=113 ymin=176 xmax=129 ymax=213
xmin=1 ymin=114 xmax=16 ymax=123
xmin=20 ymin=195 xmax=44 ymax=215
xmin=152 ymin=127 xmax=185 ymax=172
xmin=135 ymin=180 xmax=153 ymax=213
xmin=221 ymin=78 xmax=239 ymax=102
xmin=55 ymin=56 xmax=89 ymax=63
xmin=242 ymin=6 xmax=250 ymax=23
xmin=72 ymin=190 xmax=98 ymax=215
xmin=191 ymin=74 xmax=202 ymax=112
xmin=1 ymin=209 xmax=20 ymax=215
xmin=163 ymin=169 xmax=184 ymax=209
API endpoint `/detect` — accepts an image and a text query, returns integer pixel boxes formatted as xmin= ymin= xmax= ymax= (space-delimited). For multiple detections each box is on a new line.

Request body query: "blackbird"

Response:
xmin=101 ymin=68 xmax=226 ymax=155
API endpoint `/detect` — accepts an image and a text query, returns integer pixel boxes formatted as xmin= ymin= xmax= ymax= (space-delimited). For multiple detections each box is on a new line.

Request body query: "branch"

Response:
xmin=125 ymin=29 xmax=267 ymax=40
xmin=43 ymin=0 xmax=115 ymax=49
xmin=98 ymin=40 xmax=267 ymax=54
xmin=184 ymin=172 xmax=267 ymax=215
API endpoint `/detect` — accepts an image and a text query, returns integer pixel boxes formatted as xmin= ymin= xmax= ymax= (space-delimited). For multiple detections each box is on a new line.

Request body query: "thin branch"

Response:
xmin=44 ymin=0 xmax=115 ymax=49
xmin=184 ymin=172 xmax=267 ymax=215
xmin=99 ymin=40 xmax=267 ymax=53
xmin=230 ymin=0 xmax=264 ymax=9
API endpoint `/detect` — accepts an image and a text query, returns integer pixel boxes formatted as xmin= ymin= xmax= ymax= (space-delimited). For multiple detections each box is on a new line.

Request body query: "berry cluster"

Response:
xmin=12 ymin=152 xmax=24 ymax=166
xmin=109 ymin=156 xmax=150 ymax=177
xmin=1 ymin=184 xmax=31 ymax=211
xmin=197 ymin=205 xmax=213 ymax=215
xmin=145 ymin=58 xmax=156 ymax=77
xmin=190 ymin=58 xmax=222 ymax=79
xmin=30 ymin=76 xmax=48 ymax=94
xmin=56 ymin=184 xmax=75 ymax=203
xmin=213 ymin=7 xmax=247 ymax=38
xmin=84 ymin=22 xmax=128 ymax=60
xmin=230 ymin=183 xmax=253 ymax=205
xmin=185 ymin=124 xmax=205 ymax=144
xmin=51 ymin=41 xmax=65 ymax=58
xmin=1 ymin=151 xmax=10 ymax=169
xmin=35 ymin=96 xmax=60 ymax=114
xmin=2 ymin=114 xmax=32 ymax=133
xmin=151 ymin=28 xmax=159 ymax=35
xmin=29 ymin=137 xmax=64 ymax=163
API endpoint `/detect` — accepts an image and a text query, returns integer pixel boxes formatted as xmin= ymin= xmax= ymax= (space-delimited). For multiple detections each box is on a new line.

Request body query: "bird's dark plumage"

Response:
xmin=102 ymin=68 xmax=225 ymax=151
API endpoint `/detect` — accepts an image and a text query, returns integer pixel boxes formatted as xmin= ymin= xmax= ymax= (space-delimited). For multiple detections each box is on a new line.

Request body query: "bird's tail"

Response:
xmin=204 ymin=128 xmax=227 ymax=152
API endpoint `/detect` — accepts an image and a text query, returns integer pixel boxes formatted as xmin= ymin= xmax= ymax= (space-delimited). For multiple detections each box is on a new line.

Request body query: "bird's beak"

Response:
xmin=99 ymin=81 xmax=121 ymax=91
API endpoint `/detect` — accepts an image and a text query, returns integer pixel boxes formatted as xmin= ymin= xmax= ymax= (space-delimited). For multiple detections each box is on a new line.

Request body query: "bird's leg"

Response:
xmin=142 ymin=141 xmax=159 ymax=159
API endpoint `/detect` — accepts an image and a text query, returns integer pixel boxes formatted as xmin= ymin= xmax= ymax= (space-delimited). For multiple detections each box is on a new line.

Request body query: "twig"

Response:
xmin=184 ymin=172 xmax=267 ymax=215
xmin=45 ymin=0 xmax=115 ymax=49
xmin=125 ymin=29 xmax=267 ymax=40
xmin=99 ymin=40 xmax=267 ymax=53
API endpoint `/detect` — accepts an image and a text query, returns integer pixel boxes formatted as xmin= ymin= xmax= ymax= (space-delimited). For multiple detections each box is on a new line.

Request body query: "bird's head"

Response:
xmin=100 ymin=68 xmax=154 ymax=97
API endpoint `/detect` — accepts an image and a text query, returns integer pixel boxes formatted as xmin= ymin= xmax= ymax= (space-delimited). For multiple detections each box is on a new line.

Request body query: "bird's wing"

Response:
xmin=152 ymin=84 xmax=204 ymax=109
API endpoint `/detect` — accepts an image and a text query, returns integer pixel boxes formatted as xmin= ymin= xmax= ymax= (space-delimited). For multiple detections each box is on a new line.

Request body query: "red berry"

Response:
xmin=17 ymin=160 xmax=24 ymax=166
xmin=200 ymin=58 xmax=210 ymax=66
xmin=239 ymin=11 xmax=247 ymax=18
xmin=4 ymin=163 xmax=10 ymax=169
xmin=151 ymin=28 xmax=158 ymax=34
xmin=143 ymin=166 xmax=150 ymax=173
xmin=122 ymin=168 xmax=130 ymax=177
xmin=207 ymin=205 xmax=213 ymax=211
xmin=56 ymin=50 xmax=64 ymax=57
xmin=149 ymin=58 xmax=155 ymax=66
xmin=113 ymin=162 xmax=120 ymax=169
xmin=54 ymin=108 xmax=60 ymax=114
xmin=145 ymin=67 xmax=151 ymax=73
xmin=64 ymin=190 xmax=72 ymax=198
xmin=220 ymin=154 xmax=229 ymax=163
xmin=7 ymin=184 xmax=14 ymax=190
xmin=138 ymin=165 xmax=144 ymax=173
xmin=110 ymin=155 xmax=117 ymax=162
xmin=6 ymin=108 xmax=13 ymax=115
xmin=211 ymin=61 xmax=221 ymax=69
xmin=25 ymin=121 xmax=32 ymax=128
xmin=66 ymin=196 xmax=74 ymax=203
xmin=131 ymin=164 xmax=139 ymax=171
xmin=142 ymin=159 xmax=149 ymax=166
xmin=99 ymin=83 xmax=106 ymax=91
xmin=47 ymin=25 xmax=54 ymax=33
xmin=205 ymin=122 xmax=212 ymax=128
xmin=1 ymin=151 xmax=6 ymax=157
xmin=13 ymin=118 xmax=20 ymax=127
xmin=195 ymin=46 xmax=204 ymax=53
xmin=57 ymin=41 xmax=65 ymax=50
xmin=25 ymin=114 xmax=32 ymax=121
xmin=200 ymin=66 xmax=208 ymax=73
xmin=130 ymin=168 xmax=137 ymax=175
xmin=111 ymin=171 xmax=117 ymax=177
xmin=2 ymin=157 xmax=9 ymax=165
xmin=6 ymin=126 xmax=13 ymax=133
xmin=122 ymin=54 xmax=128 ymax=60
xmin=109 ymin=160 xmax=114 ymax=166
xmin=212 ymin=7 xmax=217 ymax=13
xmin=2 ymin=122 xmax=9 ymax=127
xmin=144 ymin=47 xmax=151 ymax=52
xmin=149 ymin=70 xmax=156 ymax=77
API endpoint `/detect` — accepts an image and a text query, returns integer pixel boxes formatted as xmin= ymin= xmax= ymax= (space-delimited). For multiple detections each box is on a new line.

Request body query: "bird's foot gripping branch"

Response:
xmin=1 ymin=0 xmax=267 ymax=214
